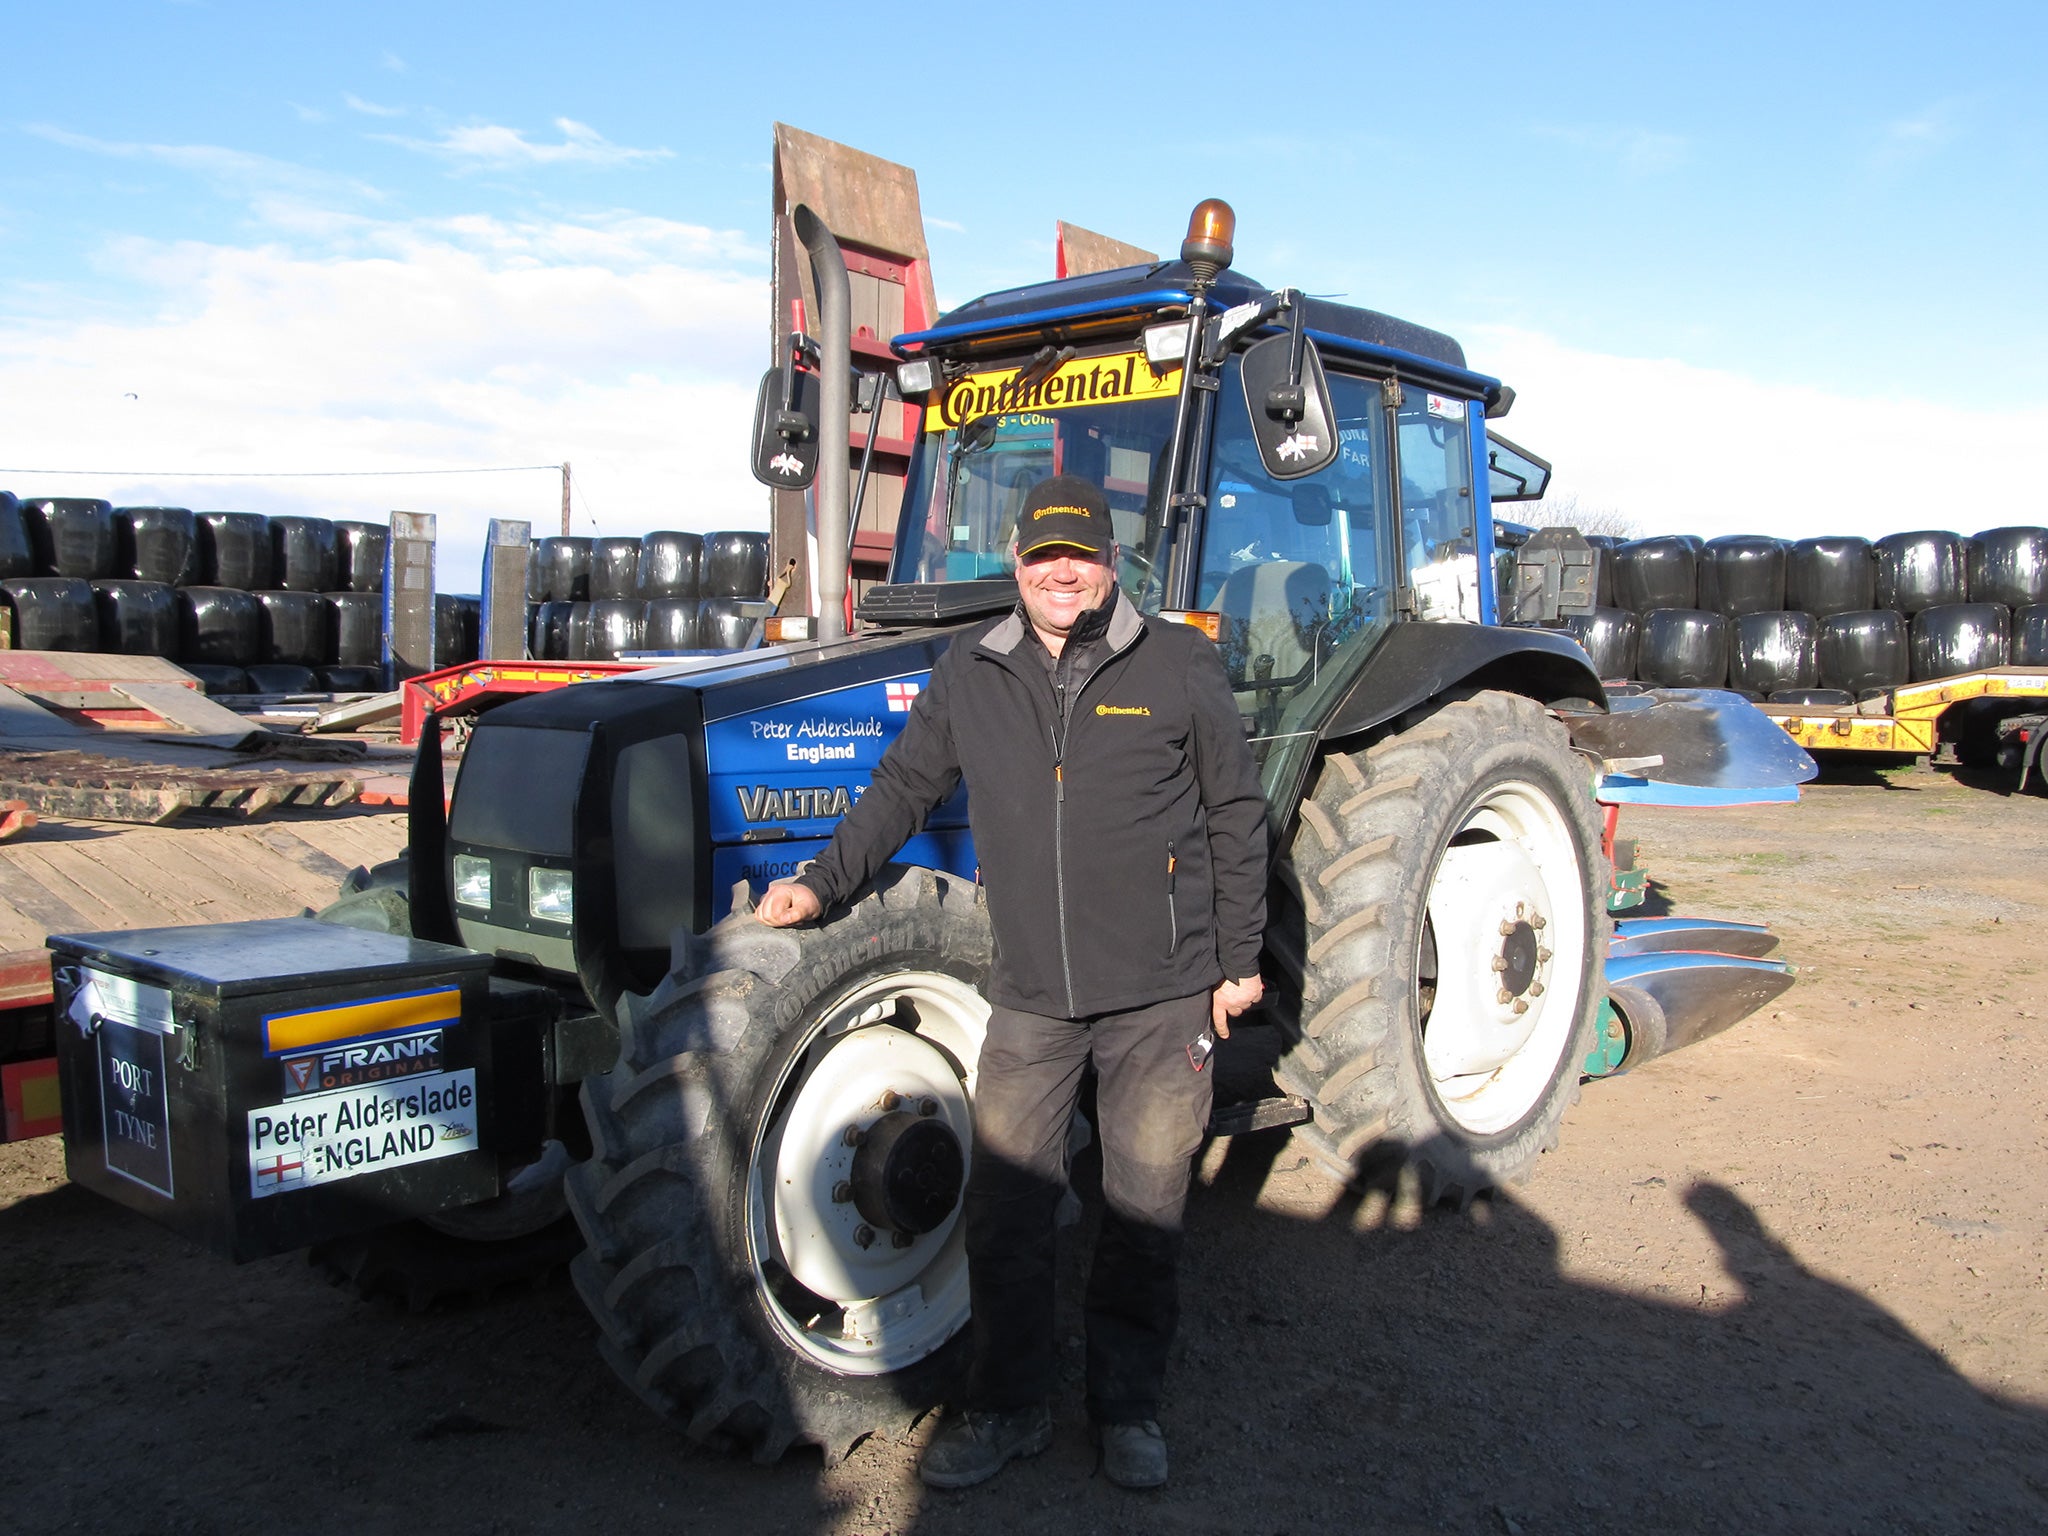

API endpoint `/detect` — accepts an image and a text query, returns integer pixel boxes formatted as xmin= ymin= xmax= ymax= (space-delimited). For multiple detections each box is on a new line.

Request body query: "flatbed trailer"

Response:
xmin=1762 ymin=666 xmax=2048 ymax=783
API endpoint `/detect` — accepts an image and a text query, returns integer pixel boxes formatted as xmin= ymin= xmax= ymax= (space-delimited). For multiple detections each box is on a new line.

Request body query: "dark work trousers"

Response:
xmin=963 ymin=991 xmax=1215 ymax=1423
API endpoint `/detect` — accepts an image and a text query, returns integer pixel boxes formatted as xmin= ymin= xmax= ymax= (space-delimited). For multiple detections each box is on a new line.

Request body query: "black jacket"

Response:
xmin=797 ymin=591 xmax=1268 ymax=1018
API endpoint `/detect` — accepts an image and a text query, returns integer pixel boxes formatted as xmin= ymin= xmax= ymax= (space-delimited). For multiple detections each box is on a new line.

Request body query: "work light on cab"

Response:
xmin=1180 ymin=198 xmax=1235 ymax=284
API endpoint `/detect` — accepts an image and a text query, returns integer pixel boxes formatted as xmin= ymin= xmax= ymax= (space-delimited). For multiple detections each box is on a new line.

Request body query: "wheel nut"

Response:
xmin=1491 ymin=955 xmax=1508 ymax=972
xmin=842 ymin=1124 xmax=863 ymax=1147
xmin=832 ymin=1180 xmax=853 ymax=1204
xmin=917 ymin=1096 xmax=939 ymax=1117
xmin=1531 ymin=914 xmax=1547 ymax=930
xmin=892 ymin=1230 xmax=916 ymax=1249
xmin=1512 ymin=999 xmax=1529 ymax=1015
xmin=853 ymin=1224 xmax=876 ymax=1249
xmin=879 ymin=1090 xmax=902 ymax=1112
xmin=1538 ymin=947 xmax=1553 ymax=964
xmin=1497 ymin=987 xmax=1513 ymax=1005
xmin=1499 ymin=919 xmax=1516 ymax=937
xmin=1529 ymin=982 xmax=1545 ymax=997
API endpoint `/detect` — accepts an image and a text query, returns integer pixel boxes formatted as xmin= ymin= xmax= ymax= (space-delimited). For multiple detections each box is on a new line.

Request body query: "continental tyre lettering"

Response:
xmin=929 ymin=351 xmax=1178 ymax=430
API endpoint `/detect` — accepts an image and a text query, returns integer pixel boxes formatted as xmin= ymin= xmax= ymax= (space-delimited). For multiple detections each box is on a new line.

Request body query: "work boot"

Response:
xmin=916 ymin=1403 xmax=1054 ymax=1489
xmin=1099 ymin=1418 xmax=1168 ymax=1489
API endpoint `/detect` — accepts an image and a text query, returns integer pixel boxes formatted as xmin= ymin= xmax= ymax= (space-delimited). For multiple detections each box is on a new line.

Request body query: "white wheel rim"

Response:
xmin=746 ymin=969 xmax=987 ymax=1375
xmin=1420 ymin=779 xmax=1588 ymax=1136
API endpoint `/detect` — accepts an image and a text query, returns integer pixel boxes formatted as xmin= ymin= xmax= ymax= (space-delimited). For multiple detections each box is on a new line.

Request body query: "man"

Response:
xmin=757 ymin=474 xmax=1267 ymax=1491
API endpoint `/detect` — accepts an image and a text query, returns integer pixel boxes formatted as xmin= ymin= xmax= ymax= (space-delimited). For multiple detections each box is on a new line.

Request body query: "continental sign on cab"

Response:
xmin=926 ymin=351 xmax=1177 ymax=430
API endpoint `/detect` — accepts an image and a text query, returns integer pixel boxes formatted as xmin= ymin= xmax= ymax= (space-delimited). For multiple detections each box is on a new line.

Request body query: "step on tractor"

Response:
xmin=46 ymin=200 xmax=1813 ymax=1462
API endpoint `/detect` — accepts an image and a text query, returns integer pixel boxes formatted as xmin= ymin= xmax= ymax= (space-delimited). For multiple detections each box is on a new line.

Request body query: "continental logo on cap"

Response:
xmin=1096 ymin=704 xmax=1151 ymax=717
xmin=928 ymin=351 xmax=1179 ymax=430
xmin=1033 ymin=505 xmax=1090 ymax=520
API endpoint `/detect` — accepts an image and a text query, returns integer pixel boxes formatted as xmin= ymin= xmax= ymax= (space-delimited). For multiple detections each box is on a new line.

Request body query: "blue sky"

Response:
xmin=5 ymin=1 xmax=2044 ymax=586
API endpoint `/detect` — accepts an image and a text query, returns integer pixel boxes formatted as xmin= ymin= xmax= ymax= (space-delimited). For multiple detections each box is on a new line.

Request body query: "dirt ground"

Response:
xmin=3 ymin=760 xmax=2045 ymax=1535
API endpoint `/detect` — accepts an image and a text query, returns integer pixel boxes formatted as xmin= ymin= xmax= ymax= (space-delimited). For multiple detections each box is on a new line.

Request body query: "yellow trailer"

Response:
xmin=1763 ymin=666 xmax=2048 ymax=776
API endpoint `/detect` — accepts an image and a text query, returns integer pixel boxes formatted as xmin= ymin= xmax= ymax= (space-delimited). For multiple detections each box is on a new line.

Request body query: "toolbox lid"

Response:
xmin=46 ymin=917 xmax=493 ymax=997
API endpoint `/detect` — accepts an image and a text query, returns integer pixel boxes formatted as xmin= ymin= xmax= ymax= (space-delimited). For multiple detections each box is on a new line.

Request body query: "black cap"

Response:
xmin=1015 ymin=475 xmax=1115 ymax=557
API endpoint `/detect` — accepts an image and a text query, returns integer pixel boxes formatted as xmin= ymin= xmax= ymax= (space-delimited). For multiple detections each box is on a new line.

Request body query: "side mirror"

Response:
xmin=749 ymin=362 xmax=821 ymax=489
xmin=1239 ymin=331 xmax=1338 ymax=481
xmin=1290 ymin=482 xmax=1333 ymax=527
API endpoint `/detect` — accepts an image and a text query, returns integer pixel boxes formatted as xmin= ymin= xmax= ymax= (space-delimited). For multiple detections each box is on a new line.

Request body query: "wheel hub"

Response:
xmin=851 ymin=1109 xmax=964 ymax=1235
xmin=1497 ymin=919 xmax=1540 ymax=996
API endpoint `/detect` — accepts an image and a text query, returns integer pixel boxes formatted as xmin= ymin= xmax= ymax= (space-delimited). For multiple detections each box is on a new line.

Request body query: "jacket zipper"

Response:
xmin=1166 ymin=840 xmax=1179 ymax=957
xmin=1051 ymin=651 xmax=1076 ymax=1016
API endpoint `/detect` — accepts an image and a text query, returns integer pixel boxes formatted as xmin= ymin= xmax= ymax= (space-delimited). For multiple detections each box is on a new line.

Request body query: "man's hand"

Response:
xmin=1210 ymin=974 xmax=1264 ymax=1038
xmin=755 ymin=879 xmax=823 ymax=927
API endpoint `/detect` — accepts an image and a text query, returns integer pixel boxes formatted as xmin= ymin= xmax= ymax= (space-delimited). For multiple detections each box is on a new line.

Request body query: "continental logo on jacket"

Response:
xmin=926 ymin=351 xmax=1179 ymax=430
xmin=1096 ymin=704 xmax=1151 ymax=717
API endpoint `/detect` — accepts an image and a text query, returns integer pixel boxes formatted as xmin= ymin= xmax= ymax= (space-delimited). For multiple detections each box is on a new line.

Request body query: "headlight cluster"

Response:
xmin=452 ymin=855 xmax=573 ymax=924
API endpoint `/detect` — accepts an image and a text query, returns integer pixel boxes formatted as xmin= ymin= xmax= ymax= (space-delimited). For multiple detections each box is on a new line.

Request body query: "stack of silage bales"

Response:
xmin=526 ymin=529 xmax=770 ymax=659
xmin=1561 ymin=525 xmax=2048 ymax=704
xmin=0 ymin=493 xmax=413 ymax=694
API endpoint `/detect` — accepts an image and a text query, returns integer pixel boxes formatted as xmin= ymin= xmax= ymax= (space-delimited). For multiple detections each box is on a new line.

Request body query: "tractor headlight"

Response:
xmin=895 ymin=357 xmax=940 ymax=396
xmin=528 ymin=867 xmax=574 ymax=924
xmin=1143 ymin=321 xmax=1190 ymax=368
xmin=453 ymin=854 xmax=492 ymax=909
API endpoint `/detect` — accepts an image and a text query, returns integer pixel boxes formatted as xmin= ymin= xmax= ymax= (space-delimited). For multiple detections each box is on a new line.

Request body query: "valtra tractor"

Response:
xmin=48 ymin=199 xmax=1811 ymax=1461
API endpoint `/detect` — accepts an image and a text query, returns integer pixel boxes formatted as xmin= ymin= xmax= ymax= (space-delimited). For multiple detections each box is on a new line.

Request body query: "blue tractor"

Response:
xmin=50 ymin=200 xmax=1810 ymax=1462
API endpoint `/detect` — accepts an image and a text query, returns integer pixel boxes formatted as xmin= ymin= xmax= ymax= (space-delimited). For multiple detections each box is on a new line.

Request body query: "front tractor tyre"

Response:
xmin=1274 ymin=692 xmax=1605 ymax=1203
xmin=565 ymin=865 xmax=992 ymax=1463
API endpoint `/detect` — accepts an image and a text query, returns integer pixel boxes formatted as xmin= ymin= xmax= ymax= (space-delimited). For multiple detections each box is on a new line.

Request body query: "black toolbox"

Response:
xmin=50 ymin=917 xmax=507 ymax=1261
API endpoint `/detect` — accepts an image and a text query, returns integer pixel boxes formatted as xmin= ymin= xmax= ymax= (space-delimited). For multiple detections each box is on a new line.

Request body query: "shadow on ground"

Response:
xmin=1 ymin=1127 xmax=2041 ymax=1536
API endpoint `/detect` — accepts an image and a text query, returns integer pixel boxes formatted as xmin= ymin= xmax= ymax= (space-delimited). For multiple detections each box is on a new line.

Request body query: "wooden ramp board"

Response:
xmin=0 ymin=683 xmax=89 ymax=741
xmin=0 ymin=652 xmax=202 ymax=709
xmin=0 ymin=810 xmax=410 ymax=952
xmin=0 ymin=751 xmax=381 ymax=824
xmin=109 ymin=682 xmax=268 ymax=744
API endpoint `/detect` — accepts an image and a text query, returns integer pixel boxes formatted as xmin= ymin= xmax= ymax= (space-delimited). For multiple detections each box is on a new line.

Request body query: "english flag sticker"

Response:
xmin=886 ymin=681 xmax=921 ymax=712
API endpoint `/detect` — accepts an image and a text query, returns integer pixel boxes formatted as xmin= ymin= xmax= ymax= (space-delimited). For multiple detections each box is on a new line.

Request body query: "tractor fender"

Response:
xmin=1319 ymin=622 xmax=1605 ymax=746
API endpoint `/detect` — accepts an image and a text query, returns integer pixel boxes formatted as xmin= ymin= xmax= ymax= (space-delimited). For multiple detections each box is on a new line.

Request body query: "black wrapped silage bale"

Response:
xmin=177 ymin=586 xmax=262 ymax=666
xmin=697 ymin=596 xmax=757 ymax=651
xmin=586 ymin=599 xmax=645 ymax=660
xmin=529 ymin=601 xmax=573 ymax=660
xmin=702 ymin=531 xmax=770 ymax=600
xmin=326 ymin=592 xmax=383 ymax=667
xmin=320 ymin=665 xmax=383 ymax=692
xmin=1875 ymin=530 xmax=1967 ymax=614
xmin=0 ymin=492 xmax=31 ymax=581
xmin=1560 ymin=606 xmax=1638 ymax=680
xmin=115 ymin=507 xmax=199 ymax=586
xmin=564 ymin=601 xmax=593 ymax=661
xmin=1818 ymin=609 xmax=1909 ymax=694
xmin=90 ymin=580 xmax=180 ymax=657
xmin=2014 ymin=604 xmax=2048 ymax=666
xmin=1581 ymin=535 xmax=1624 ymax=608
xmin=1786 ymin=536 xmax=1876 ymax=617
xmin=256 ymin=591 xmax=337 ymax=667
xmin=198 ymin=513 xmax=274 ymax=589
xmin=2 ymin=577 xmax=98 ymax=650
xmin=538 ymin=537 xmax=593 ymax=602
xmin=434 ymin=594 xmax=480 ymax=667
xmin=643 ymin=597 xmax=699 ymax=651
xmin=1910 ymin=602 xmax=2009 ymax=682
xmin=1731 ymin=611 xmax=1819 ymax=696
xmin=245 ymin=663 xmax=319 ymax=695
xmin=592 ymin=537 xmax=641 ymax=600
xmin=270 ymin=516 xmax=339 ymax=593
xmin=638 ymin=531 xmax=704 ymax=601
xmin=334 ymin=521 xmax=386 ymax=594
xmin=182 ymin=663 xmax=249 ymax=695
xmin=20 ymin=497 xmax=119 ymax=578
xmin=1636 ymin=608 xmax=1727 ymax=687
xmin=1966 ymin=527 xmax=2048 ymax=609
xmin=1697 ymin=536 xmax=1787 ymax=618
xmin=1611 ymin=536 xmax=1697 ymax=614
xmin=1770 ymin=688 xmax=1855 ymax=707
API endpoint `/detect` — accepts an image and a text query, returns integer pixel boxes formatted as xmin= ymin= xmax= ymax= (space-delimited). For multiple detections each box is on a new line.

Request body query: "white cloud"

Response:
xmin=1872 ymin=101 xmax=1965 ymax=170
xmin=383 ymin=118 xmax=671 ymax=170
xmin=924 ymin=216 xmax=965 ymax=233
xmin=1467 ymin=325 xmax=2048 ymax=542
xmin=380 ymin=50 xmax=406 ymax=74
xmin=0 ymin=213 xmax=770 ymax=586
xmin=26 ymin=125 xmax=382 ymax=210
xmin=1529 ymin=122 xmax=1688 ymax=176
xmin=289 ymin=102 xmax=326 ymax=124
xmin=343 ymin=93 xmax=406 ymax=119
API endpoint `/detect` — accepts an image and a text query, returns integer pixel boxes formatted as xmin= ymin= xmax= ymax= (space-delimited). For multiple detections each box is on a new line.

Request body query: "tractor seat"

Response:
xmin=1214 ymin=560 xmax=1333 ymax=695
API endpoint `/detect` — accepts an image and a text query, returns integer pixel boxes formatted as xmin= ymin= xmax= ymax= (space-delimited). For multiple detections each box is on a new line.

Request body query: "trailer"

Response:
xmin=1763 ymin=665 xmax=2048 ymax=787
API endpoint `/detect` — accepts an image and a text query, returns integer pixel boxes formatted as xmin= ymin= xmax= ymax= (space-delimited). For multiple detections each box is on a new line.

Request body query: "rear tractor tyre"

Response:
xmin=1274 ymin=691 xmax=1605 ymax=1203
xmin=565 ymin=865 xmax=992 ymax=1463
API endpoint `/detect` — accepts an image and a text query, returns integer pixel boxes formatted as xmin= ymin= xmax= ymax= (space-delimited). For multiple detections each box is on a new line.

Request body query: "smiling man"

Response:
xmin=756 ymin=473 xmax=1268 ymax=1491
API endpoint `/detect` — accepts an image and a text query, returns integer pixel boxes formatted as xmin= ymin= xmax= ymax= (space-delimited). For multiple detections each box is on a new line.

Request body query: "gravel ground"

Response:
xmin=3 ymin=758 xmax=2044 ymax=1535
